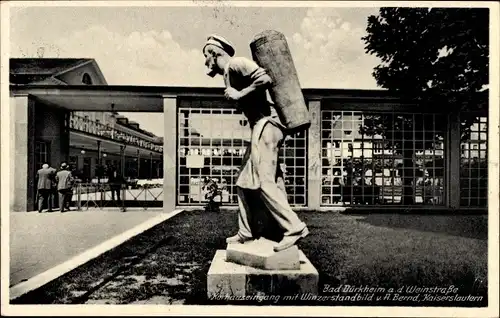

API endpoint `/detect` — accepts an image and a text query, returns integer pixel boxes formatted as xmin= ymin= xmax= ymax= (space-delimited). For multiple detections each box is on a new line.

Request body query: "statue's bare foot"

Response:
xmin=226 ymin=234 xmax=254 ymax=244
xmin=273 ymin=227 xmax=309 ymax=252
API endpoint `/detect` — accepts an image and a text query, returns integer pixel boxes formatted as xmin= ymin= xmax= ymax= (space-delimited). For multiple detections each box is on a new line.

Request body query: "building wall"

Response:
xmin=68 ymin=148 xmax=119 ymax=181
xmin=57 ymin=63 xmax=161 ymax=146
xmin=58 ymin=62 xmax=145 ymax=144
xmin=56 ymin=63 xmax=105 ymax=85
xmin=29 ymin=103 xmax=66 ymax=209
xmin=68 ymin=147 xmax=162 ymax=181
xmin=73 ymin=111 xmax=114 ymax=124
xmin=8 ymin=98 xmax=69 ymax=211
xmin=113 ymin=123 xmax=159 ymax=143
xmin=35 ymin=103 xmax=69 ymax=169
xmin=69 ymin=112 xmax=161 ymax=146
xmin=10 ymin=96 xmax=34 ymax=211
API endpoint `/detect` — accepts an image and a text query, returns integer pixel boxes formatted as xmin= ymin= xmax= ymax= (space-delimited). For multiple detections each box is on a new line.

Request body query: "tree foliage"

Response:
xmin=359 ymin=7 xmax=489 ymax=204
xmin=362 ymin=7 xmax=489 ymax=142
xmin=363 ymin=7 xmax=489 ymax=108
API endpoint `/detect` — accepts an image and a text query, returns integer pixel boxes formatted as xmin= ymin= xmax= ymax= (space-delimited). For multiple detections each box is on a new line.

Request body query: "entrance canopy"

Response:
xmin=10 ymin=85 xmax=226 ymax=112
xmin=10 ymin=85 xmax=407 ymax=112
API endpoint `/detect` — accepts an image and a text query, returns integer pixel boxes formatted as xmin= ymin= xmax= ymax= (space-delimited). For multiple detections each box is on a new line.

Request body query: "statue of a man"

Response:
xmin=203 ymin=34 xmax=309 ymax=252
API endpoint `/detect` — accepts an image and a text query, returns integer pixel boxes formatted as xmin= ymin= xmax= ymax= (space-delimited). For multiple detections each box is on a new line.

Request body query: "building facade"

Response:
xmin=10 ymin=58 xmax=164 ymax=211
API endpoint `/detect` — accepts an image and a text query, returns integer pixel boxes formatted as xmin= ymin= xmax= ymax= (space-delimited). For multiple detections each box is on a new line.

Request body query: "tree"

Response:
xmin=361 ymin=7 xmax=489 ymax=204
xmin=363 ymin=7 xmax=488 ymax=108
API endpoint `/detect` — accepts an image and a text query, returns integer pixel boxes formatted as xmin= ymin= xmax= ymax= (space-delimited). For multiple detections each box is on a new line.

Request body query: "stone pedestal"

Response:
xmin=207 ymin=249 xmax=318 ymax=299
xmin=226 ymin=238 xmax=300 ymax=270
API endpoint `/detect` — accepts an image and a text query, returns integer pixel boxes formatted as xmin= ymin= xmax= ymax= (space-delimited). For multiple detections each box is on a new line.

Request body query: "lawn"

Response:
xmin=13 ymin=210 xmax=488 ymax=306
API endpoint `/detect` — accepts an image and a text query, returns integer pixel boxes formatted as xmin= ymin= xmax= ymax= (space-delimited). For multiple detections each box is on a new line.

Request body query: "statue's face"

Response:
xmin=203 ymin=45 xmax=219 ymax=77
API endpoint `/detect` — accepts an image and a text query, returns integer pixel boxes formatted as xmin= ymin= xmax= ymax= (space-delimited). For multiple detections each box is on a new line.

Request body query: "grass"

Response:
xmin=12 ymin=210 xmax=488 ymax=306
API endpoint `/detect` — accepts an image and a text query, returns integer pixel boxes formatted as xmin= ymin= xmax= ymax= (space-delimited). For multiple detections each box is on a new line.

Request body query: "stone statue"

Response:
xmin=202 ymin=35 xmax=309 ymax=252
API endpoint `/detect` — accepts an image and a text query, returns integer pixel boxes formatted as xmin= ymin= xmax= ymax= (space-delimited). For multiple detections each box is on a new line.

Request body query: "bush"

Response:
xmin=202 ymin=177 xmax=222 ymax=212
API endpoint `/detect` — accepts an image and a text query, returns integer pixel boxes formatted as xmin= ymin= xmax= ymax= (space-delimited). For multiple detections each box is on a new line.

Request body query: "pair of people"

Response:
xmin=36 ymin=162 xmax=73 ymax=212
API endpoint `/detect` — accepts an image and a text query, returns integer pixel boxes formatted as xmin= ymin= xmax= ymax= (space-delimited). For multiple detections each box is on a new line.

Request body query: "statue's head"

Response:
xmin=203 ymin=35 xmax=234 ymax=77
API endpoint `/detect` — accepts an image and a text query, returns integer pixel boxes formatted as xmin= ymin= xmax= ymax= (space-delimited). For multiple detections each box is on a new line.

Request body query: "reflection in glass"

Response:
xmin=321 ymin=111 xmax=446 ymax=206
xmin=460 ymin=115 xmax=488 ymax=207
xmin=177 ymin=101 xmax=307 ymax=206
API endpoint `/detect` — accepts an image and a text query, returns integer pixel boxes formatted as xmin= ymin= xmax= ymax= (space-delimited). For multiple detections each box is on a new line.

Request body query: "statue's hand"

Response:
xmin=224 ymin=87 xmax=243 ymax=101
xmin=251 ymin=68 xmax=268 ymax=80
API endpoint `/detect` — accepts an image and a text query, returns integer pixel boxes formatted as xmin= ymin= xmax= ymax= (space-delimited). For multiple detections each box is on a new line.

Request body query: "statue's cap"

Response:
xmin=203 ymin=34 xmax=235 ymax=57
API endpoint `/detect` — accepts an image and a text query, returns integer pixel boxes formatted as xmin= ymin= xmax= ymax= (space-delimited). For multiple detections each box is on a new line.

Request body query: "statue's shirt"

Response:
xmin=224 ymin=57 xmax=275 ymax=128
xmin=223 ymin=58 xmax=286 ymax=190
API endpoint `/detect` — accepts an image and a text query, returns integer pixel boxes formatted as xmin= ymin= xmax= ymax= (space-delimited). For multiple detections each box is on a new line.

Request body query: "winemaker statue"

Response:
xmin=203 ymin=34 xmax=309 ymax=252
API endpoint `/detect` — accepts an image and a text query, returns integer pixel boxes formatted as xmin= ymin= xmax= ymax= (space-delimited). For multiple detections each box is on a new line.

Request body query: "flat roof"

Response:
xmin=10 ymin=84 xmax=397 ymax=99
xmin=9 ymin=84 xmax=488 ymax=113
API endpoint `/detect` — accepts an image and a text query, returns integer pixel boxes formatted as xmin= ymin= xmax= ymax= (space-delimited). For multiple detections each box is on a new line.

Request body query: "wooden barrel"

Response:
xmin=250 ymin=30 xmax=311 ymax=135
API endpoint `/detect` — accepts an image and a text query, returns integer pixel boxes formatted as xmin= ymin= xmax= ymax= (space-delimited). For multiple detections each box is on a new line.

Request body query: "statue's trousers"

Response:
xmin=235 ymin=116 xmax=307 ymax=240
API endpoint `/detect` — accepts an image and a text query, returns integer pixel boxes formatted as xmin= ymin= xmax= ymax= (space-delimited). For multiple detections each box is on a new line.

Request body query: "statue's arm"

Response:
xmin=241 ymin=68 xmax=272 ymax=94
xmin=225 ymin=57 xmax=272 ymax=101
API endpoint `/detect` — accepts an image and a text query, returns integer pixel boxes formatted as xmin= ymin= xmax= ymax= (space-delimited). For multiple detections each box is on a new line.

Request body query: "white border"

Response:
xmin=1 ymin=1 xmax=499 ymax=317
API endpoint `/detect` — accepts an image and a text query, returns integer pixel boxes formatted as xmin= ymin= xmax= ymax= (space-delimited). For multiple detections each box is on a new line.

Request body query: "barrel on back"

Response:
xmin=250 ymin=30 xmax=311 ymax=135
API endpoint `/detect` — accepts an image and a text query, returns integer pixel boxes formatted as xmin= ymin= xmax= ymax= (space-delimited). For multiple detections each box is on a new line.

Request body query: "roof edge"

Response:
xmin=89 ymin=59 xmax=108 ymax=85
xmin=52 ymin=59 xmax=95 ymax=78
xmin=9 ymin=84 xmax=393 ymax=97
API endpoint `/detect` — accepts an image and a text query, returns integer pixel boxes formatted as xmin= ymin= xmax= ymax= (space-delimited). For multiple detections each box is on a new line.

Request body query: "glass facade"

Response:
xmin=460 ymin=114 xmax=488 ymax=207
xmin=320 ymin=111 xmax=446 ymax=206
xmin=177 ymin=98 xmax=307 ymax=206
xmin=28 ymin=90 xmax=489 ymax=210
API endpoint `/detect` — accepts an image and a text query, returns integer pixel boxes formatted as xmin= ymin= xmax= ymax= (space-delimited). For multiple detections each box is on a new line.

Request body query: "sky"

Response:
xmin=10 ymin=4 xmax=383 ymax=137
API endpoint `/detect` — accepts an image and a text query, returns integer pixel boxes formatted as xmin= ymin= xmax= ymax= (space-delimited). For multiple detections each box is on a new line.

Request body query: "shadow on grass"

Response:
xmin=303 ymin=211 xmax=487 ymax=303
xmin=353 ymin=214 xmax=488 ymax=240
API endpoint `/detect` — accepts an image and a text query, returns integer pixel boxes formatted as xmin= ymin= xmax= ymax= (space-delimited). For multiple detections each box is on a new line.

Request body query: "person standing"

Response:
xmin=56 ymin=163 xmax=74 ymax=212
xmin=107 ymin=165 xmax=125 ymax=206
xmin=36 ymin=163 xmax=56 ymax=213
xmin=202 ymin=35 xmax=309 ymax=252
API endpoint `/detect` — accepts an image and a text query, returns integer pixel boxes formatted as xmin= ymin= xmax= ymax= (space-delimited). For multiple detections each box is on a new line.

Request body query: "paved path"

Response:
xmin=9 ymin=208 xmax=167 ymax=287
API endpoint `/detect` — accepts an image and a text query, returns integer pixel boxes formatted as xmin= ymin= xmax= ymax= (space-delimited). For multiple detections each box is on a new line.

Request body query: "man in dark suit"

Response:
xmin=37 ymin=163 xmax=56 ymax=213
xmin=107 ymin=165 xmax=126 ymax=210
xmin=56 ymin=163 xmax=74 ymax=212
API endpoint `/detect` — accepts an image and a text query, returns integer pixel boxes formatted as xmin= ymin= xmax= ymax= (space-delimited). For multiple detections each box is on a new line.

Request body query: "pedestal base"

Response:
xmin=226 ymin=237 xmax=300 ymax=270
xmin=207 ymin=250 xmax=318 ymax=299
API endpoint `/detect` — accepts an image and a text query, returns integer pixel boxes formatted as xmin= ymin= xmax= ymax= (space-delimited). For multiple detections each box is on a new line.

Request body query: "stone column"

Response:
xmin=149 ymin=152 xmax=153 ymax=179
xmin=136 ymin=149 xmax=140 ymax=179
xmin=163 ymin=96 xmax=177 ymax=212
xmin=60 ymin=110 xmax=70 ymax=164
xmin=26 ymin=98 xmax=36 ymax=211
xmin=120 ymin=145 xmax=126 ymax=176
xmin=446 ymin=111 xmax=461 ymax=209
xmin=97 ymin=140 xmax=102 ymax=184
xmin=9 ymin=95 xmax=35 ymax=212
xmin=307 ymin=100 xmax=321 ymax=210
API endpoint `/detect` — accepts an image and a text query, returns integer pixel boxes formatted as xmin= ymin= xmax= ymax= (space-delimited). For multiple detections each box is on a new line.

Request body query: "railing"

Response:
xmin=321 ymin=176 xmax=444 ymax=205
xmin=69 ymin=114 xmax=163 ymax=153
xmin=71 ymin=181 xmax=163 ymax=210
